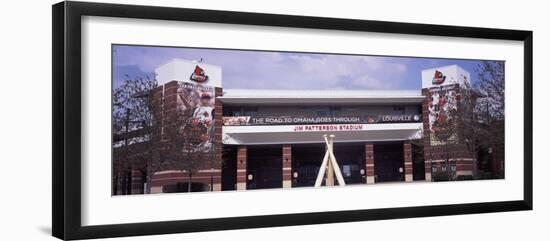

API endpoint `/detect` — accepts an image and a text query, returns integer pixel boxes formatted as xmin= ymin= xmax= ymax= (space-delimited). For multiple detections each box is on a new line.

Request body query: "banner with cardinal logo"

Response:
xmin=155 ymin=59 xmax=222 ymax=87
xmin=421 ymin=65 xmax=470 ymax=145
xmin=154 ymin=59 xmax=222 ymax=152
xmin=190 ymin=65 xmax=209 ymax=83
xmin=432 ymin=70 xmax=446 ymax=85
xmin=176 ymin=81 xmax=216 ymax=153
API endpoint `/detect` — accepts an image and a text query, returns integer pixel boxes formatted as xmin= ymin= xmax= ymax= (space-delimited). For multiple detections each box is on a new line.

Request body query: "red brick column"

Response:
xmin=131 ymin=169 xmax=144 ymax=194
xmin=282 ymin=145 xmax=292 ymax=188
xmin=212 ymin=87 xmax=224 ymax=191
xmin=114 ymin=171 xmax=124 ymax=195
xmin=365 ymin=144 xmax=375 ymax=184
xmin=423 ymin=143 xmax=433 ymax=181
xmin=404 ymin=143 xmax=413 ymax=182
xmin=151 ymin=84 xmax=164 ymax=140
xmin=118 ymin=170 xmax=132 ymax=195
xmin=163 ymin=81 xmax=179 ymax=123
xmin=236 ymin=146 xmax=247 ymax=190
xmin=422 ymin=88 xmax=433 ymax=181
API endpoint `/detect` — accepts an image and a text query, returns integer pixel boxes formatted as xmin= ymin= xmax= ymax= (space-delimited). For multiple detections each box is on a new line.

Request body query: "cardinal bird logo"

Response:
xmin=432 ymin=70 xmax=446 ymax=85
xmin=189 ymin=65 xmax=209 ymax=83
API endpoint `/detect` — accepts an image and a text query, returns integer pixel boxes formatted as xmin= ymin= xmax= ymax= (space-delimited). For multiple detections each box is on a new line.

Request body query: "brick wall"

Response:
xmin=404 ymin=143 xmax=413 ymax=182
xmin=236 ymin=146 xmax=247 ymax=190
xmin=421 ymin=86 xmax=475 ymax=180
xmin=282 ymin=145 xmax=292 ymax=188
xmin=365 ymin=144 xmax=375 ymax=184
xmin=114 ymin=81 xmax=224 ymax=194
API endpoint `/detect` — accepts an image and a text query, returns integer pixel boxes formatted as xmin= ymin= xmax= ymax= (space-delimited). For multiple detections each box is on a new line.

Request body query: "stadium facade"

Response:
xmin=112 ymin=59 xmax=501 ymax=194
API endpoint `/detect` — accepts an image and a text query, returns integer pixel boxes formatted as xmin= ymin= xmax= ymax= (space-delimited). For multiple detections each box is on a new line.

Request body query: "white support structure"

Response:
xmin=314 ymin=135 xmax=346 ymax=187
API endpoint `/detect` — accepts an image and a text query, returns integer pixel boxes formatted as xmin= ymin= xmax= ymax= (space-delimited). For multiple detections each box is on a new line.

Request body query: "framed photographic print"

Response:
xmin=52 ymin=1 xmax=533 ymax=240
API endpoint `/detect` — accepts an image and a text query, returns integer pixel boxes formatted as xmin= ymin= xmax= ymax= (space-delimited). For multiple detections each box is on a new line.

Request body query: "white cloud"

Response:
xmin=272 ymin=54 xmax=408 ymax=90
xmin=114 ymin=45 xmax=412 ymax=90
xmin=350 ymin=74 xmax=393 ymax=89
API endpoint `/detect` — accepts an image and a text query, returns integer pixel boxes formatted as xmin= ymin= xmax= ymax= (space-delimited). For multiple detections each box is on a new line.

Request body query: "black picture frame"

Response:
xmin=52 ymin=1 xmax=533 ymax=240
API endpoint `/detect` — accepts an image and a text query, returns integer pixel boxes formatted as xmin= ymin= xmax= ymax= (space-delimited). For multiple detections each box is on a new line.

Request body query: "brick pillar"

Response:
xmin=365 ymin=144 xmax=375 ymax=184
xmin=115 ymin=171 xmax=124 ymax=195
xmin=131 ymin=169 xmax=144 ymax=194
xmin=212 ymin=87 xmax=224 ymax=191
xmin=404 ymin=143 xmax=413 ymax=182
xmin=421 ymin=88 xmax=432 ymax=181
xmin=119 ymin=170 xmax=132 ymax=195
xmin=236 ymin=146 xmax=247 ymax=190
xmin=163 ymin=81 xmax=179 ymax=122
xmin=282 ymin=145 xmax=292 ymax=188
xmin=424 ymin=144 xmax=433 ymax=181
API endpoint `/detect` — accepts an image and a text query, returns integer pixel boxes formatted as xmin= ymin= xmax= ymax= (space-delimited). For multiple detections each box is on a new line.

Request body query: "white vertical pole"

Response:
xmin=326 ymin=140 xmax=334 ymax=186
xmin=315 ymin=134 xmax=346 ymax=187
xmin=314 ymin=148 xmax=330 ymax=187
xmin=325 ymin=135 xmax=346 ymax=186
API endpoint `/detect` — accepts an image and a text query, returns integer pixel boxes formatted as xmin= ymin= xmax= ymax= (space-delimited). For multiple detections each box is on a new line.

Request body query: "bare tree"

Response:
xmin=453 ymin=82 xmax=487 ymax=178
xmin=113 ymin=75 xmax=217 ymax=194
xmin=427 ymin=60 xmax=505 ymax=180
xmin=474 ymin=61 xmax=505 ymax=176
xmin=409 ymin=129 xmax=433 ymax=180
xmin=431 ymin=115 xmax=458 ymax=179
xmin=427 ymin=85 xmax=464 ymax=180
xmin=112 ymin=74 xmax=158 ymax=194
xmin=475 ymin=61 xmax=505 ymax=120
xmin=166 ymin=98 xmax=213 ymax=192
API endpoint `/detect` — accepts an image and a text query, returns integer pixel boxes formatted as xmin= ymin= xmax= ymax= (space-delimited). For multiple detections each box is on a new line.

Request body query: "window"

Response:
xmin=330 ymin=106 xmax=342 ymax=117
xmin=431 ymin=163 xmax=437 ymax=173
xmin=223 ymin=106 xmax=258 ymax=117
xmin=300 ymin=106 xmax=330 ymax=117
xmin=223 ymin=106 xmax=240 ymax=116
xmin=441 ymin=162 xmax=447 ymax=172
xmin=393 ymin=105 xmax=405 ymax=114
xmin=343 ymin=165 xmax=352 ymax=177
xmin=243 ymin=107 xmax=258 ymax=116
xmin=316 ymin=110 xmax=330 ymax=117
xmin=450 ymin=161 xmax=457 ymax=173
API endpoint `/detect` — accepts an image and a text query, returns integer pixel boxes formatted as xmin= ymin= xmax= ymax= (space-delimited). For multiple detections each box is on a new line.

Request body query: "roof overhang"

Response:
xmin=222 ymin=123 xmax=423 ymax=145
xmin=218 ymin=89 xmax=425 ymax=105
xmin=218 ymin=97 xmax=425 ymax=105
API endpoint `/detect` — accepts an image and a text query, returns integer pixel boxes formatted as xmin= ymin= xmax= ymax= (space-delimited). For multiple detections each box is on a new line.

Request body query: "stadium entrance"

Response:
xmin=246 ymin=146 xmax=282 ymax=189
xmin=292 ymin=143 xmax=365 ymax=187
xmin=222 ymin=141 xmax=416 ymax=190
xmin=374 ymin=142 xmax=405 ymax=182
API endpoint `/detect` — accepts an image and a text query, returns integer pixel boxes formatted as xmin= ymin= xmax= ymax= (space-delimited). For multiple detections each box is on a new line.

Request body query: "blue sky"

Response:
xmin=112 ymin=44 xmax=496 ymax=90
